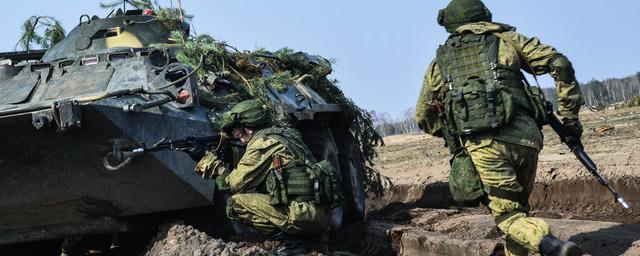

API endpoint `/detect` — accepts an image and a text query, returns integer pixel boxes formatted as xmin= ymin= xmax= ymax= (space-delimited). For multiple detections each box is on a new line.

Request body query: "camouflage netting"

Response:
xmin=99 ymin=0 xmax=385 ymax=189
xmin=100 ymin=0 xmax=194 ymax=30
xmin=163 ymin=28 xmax=383 ymax=165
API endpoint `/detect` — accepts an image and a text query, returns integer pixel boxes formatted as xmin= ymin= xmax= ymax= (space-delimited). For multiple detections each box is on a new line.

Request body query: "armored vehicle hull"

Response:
xmin=0 ymin=8 xmax=367 ymax=245
xmin=0 ymin=102 xmax=215 ymax=244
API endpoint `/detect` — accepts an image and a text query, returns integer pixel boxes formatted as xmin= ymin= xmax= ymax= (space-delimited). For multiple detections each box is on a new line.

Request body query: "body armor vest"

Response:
xmin=258 ymin=127 xmax=343 ymax=208
xmin=436 ymin=33 xmax=531 ymax=135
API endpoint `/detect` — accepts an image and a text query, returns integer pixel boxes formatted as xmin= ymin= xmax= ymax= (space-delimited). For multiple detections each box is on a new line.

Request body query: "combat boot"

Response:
xmin=539 ymin=235 xmax=583 ymax=256
xmin=304 ymin=231 xmax=329 ymax=254
xmin=229 ymin=220 xmax=266 ymax=242
xmin=274 ymin=233 xmax=308 ymax=256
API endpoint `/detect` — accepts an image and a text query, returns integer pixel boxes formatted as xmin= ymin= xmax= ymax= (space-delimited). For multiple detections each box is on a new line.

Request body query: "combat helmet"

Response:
xmin=220 ymin=99 xmax=273 ymax=133
xmin=438 ymin=0 xmax=492 ymax=33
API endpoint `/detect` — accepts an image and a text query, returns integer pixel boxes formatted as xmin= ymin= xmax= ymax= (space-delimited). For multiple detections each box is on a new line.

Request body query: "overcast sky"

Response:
xmin=1 ymin=1 xmax=639 ymax=118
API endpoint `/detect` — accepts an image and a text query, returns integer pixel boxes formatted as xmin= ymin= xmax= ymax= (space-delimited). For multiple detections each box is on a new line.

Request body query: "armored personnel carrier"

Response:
xmin=0 ymin=7 xmax=369 ymax=245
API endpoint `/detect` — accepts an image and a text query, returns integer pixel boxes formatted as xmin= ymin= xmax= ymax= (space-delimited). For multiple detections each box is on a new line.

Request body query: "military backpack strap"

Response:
xmin=261 ymin=128 xmax=318 ymax=205
xmin=267 ymin=155 xmax=289 ymax=205
xmin=491 ymin=32 xmax=549 ymax=126
xmin=490 ymin=32 xmax=540 ymax=85
xmin=258 ymin=127 xmax=310 ymax=160
xmin=303 ymin=159 xmax=322 ymax=204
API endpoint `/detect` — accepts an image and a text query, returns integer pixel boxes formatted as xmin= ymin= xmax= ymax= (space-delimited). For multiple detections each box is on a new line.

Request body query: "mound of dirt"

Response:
xmin=144 ymin=222 xmax=279 ymax=256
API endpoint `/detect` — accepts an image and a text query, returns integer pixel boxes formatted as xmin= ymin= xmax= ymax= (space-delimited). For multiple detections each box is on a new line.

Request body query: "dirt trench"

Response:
xmin=347 ymin=176 xmax=640 ymax=256
xmin=343 ymin=107 xmax=640 ymax=256
xmin=367 ymin=176 xmax=640 ymax=224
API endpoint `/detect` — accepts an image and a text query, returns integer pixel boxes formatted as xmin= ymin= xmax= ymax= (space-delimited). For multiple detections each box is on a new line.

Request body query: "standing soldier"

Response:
xmin=416 ymin=0 xmax=584 ymax=255
xmin=191 ymin=99 xmax=338 ymax=256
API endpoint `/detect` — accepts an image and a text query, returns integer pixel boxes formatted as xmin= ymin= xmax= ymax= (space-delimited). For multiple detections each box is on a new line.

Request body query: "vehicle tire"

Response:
xmin=330 ymin=127 xmax=366 ymax=223
xmin=297 ymin=122 xmax=343 ymax=229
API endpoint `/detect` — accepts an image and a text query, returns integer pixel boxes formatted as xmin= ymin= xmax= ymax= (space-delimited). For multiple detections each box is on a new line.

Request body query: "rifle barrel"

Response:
xmin=545 ymin=101 xmax=630 ymax=209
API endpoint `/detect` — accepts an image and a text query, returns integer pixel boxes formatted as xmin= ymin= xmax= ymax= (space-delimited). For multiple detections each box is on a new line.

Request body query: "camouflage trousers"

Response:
xmin=467 ymin=139 xmax=550 ymax=256
xmin=226 ymin=193 xmax=331 ymax=236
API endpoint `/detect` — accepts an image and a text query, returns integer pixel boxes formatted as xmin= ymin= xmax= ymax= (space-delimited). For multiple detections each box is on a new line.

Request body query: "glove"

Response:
xmin=195 ymin=152 xmax=229 ymax=179
xmin=562 ymin=118 xmax=583 ymax=138
xmin=182 ymin=144 xmax=206 ymax=161
xmin=215 ymin=172 xmax=231 ymax=192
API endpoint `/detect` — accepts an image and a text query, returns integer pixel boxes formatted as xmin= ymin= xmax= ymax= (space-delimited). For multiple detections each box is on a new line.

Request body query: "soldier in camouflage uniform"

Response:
xmin=194 ymin=99 xmax=333 ymax=256
xmin=416 ymin=1 xmax=584 ymax=255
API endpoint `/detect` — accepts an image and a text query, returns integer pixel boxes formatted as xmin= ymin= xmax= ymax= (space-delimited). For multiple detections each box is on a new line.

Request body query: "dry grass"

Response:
xmin=373 ymin=106 xmax=640 ymax=185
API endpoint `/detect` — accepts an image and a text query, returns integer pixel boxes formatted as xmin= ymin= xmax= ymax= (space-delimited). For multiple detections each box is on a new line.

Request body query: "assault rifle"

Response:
xmin=544 ymin=101 xmax=630 ymax=209
xmin=104 ymin=135 xmax=224 ymax=171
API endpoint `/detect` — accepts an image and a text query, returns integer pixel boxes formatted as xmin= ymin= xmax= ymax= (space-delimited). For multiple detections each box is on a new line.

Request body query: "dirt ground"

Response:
xmin=137 ymin=106 xmax=640 ymax=256
xmin=345 ymin=106 xmax=640 ymax=256
xmin=138 ymin=108 xmax=640 ymax=256
xmin=13 ymin=107 xmax=637 ymax=255
xmin=140 ymin=106 xmax=640 ymax=256
xmin=144 ymin=221 xmax=282 ymax=256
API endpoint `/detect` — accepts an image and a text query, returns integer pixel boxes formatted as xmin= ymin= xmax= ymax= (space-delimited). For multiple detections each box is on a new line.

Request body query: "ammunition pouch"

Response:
xmin=437 ymin=33 xmax=523 ymax=135
xmin=266 ymin=159 xmax=344 ymax=208
xmin=448 ymin=149 xmax=485 ymax=204
xmin=443 ymin=78 xmax=515 ymax=135
xmin=266 ymin=160 xmax=311 ymax=205
xmin=257 ymin=127 xmax=344 ymax=208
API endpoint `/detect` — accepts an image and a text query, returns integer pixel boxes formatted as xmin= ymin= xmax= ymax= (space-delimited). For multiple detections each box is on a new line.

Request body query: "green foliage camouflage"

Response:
xmin=363 ymin=166 xmax=392 ymax=198
xmin=163 ymin=30 xmax=382 ymax=164
xmin=97 ymin=1 xmax=382 ymax=164
xmin=18 ymin=16 xmax=65 ymax=50
xmin=100 ymin=0 xmax=193 ymax=30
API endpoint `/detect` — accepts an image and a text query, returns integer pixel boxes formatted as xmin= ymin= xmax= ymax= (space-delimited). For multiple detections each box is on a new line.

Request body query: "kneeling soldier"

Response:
xmin=195 ymin=99 xmax=341 ymax=255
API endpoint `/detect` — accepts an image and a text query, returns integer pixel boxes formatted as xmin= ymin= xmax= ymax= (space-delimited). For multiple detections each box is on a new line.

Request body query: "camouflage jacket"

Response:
xmin=224 ymin=127 xmax=312 ymax=194
xmin=416 ymin=22 xmax=583 ymax=151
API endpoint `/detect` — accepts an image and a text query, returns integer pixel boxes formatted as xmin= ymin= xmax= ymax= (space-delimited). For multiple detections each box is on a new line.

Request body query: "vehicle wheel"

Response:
xmin=297 ymin=122 xmax=343 ymax=229
xmin=330 ymin=128 xmax=366 ymax=223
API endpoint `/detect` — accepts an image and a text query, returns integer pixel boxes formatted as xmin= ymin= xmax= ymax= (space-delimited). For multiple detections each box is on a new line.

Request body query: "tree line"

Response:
xmin=543 ymin=72 xmax=640 ymax=108
xmin=373 ymin=72 xmax=640 ymax=138
xmin=370 ymin=108 xmax=421 ymax=137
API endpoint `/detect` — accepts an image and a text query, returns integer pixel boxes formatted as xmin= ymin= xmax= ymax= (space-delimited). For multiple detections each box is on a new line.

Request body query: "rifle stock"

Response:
xmin=544 ymin=101 xmax=630 ymax=209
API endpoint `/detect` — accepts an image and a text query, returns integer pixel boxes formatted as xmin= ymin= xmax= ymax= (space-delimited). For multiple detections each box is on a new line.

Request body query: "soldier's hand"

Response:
xmin=562 ymin=118 xmax=583 ymax=138
xmin=195 ymin=152 xmax=228 ymax=179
